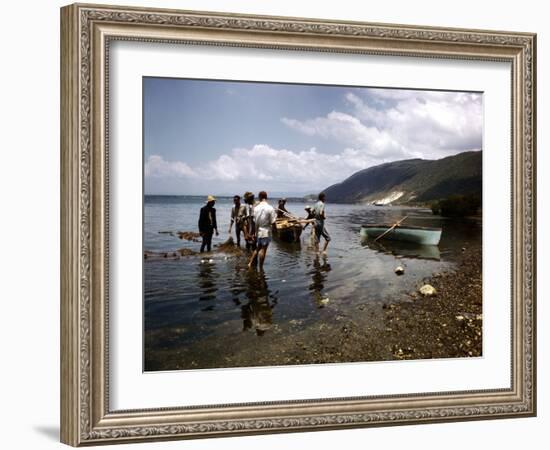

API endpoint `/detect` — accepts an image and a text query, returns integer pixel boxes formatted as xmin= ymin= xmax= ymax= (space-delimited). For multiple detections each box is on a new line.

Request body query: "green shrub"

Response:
xmin=438 ymin=194 xmax=481 ymax=217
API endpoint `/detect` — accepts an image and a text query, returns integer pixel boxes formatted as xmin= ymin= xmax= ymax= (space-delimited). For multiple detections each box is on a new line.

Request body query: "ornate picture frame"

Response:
xmin=60 ymin=3 xmax=536 ymax=446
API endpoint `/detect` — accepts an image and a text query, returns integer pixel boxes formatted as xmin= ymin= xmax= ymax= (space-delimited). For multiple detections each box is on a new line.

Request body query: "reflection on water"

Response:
xmin=197 ymin=261 xmax=218 ymax=303
xmin=241 ymin=270 xmax=276 ymax=335
xmin=307 ymin=255 xmax=332 ymax=307
xmin=362 ymin=237 xmax=442 ymax=261
xmin=229 ymin=264 xmax=246 ymax=306
xmin=144 ymin=197 xmax=482 ymax=369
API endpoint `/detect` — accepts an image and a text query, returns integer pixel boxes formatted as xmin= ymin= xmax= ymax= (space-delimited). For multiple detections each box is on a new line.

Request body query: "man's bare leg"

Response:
xmin=258 ymin=247 xmax=267 ymax=270
xmin=248 ymin=249 xmax=259 ymax=269
xmin=322 ymin=240 xmax=329 ymax=255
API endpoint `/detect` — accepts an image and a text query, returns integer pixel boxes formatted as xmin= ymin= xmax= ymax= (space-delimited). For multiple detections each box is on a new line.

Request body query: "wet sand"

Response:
xmin=144 ymin=244 xmax=482 ymax=371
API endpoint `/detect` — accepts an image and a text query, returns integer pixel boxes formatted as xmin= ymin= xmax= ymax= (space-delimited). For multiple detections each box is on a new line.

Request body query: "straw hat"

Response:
xmin=206 ymin=195 xmax=216 ymax=202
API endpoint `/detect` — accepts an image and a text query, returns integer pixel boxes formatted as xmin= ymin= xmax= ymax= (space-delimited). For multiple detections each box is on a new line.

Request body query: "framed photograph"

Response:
xmin=60 ymin=3 xmax=536 ymax=446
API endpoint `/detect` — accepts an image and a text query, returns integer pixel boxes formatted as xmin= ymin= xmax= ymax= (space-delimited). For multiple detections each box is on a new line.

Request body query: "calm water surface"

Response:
xmin=144 ymin=195 xmax=481 ymax=370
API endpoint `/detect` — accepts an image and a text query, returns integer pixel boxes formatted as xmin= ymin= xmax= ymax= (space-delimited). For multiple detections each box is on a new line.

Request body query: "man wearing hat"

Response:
xmin=277 ymin=198 xmax=289 ymax=219
xmin=242 ymin=192 xmax=257 ymax=252
xmin=198 ymin=195 xmax=219 ymax=253
xmin=228 ymin=194 xmax=246 ymax=247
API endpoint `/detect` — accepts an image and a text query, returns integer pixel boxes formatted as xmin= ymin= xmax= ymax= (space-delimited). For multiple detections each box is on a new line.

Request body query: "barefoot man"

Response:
xmin=198 ymin=195 xmax=219 ymax=253
xmin=248 ymin=191 xmax=277 ymax=270
xmin=228 ymin=195 xmax=246 ymax=247
xmin=312 ymin=192 xmax=331 ymax=255
xmin=242 ymin=192 xmax=256 ymax=252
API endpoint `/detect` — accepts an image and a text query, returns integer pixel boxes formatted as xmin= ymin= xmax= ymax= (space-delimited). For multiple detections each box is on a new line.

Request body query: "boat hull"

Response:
xmin=273 ymin=221 xmax=303 ymax=243
xmin=361 ymin=237 xmax=441 ymax=260
xmin=360 ymin=225 xmax=442 ymax=246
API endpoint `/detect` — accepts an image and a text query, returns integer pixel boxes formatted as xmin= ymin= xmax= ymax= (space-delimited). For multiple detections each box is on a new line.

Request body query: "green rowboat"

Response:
xmin=360 ymin=224 xmax=442 ymax=246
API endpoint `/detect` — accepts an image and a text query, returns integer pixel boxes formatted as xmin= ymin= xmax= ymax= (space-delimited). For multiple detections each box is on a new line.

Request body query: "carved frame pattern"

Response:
xmin=60 ymin=3 xmax=536 ymax=446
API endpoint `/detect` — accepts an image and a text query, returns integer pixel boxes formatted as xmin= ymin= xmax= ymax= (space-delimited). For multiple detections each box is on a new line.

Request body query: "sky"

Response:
xmin=143 ymin=77 xmax=482 ymax=196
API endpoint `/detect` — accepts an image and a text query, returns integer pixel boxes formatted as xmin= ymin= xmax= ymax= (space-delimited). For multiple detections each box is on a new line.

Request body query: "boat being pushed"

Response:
xmin=360 ymin=223 xmax=442 ymax=246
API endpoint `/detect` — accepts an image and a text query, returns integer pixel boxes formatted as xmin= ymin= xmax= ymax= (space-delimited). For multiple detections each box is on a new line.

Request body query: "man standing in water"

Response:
xmin=242 ymin=192 xmax=256 ymax=252
xmin=277 ymin=198 xmax=289 ymax=218
xmin=228 ymin=195 xmax=246 ymax=246
xmin=248 ymin=191 xmax=277 ymax=270
xmin=198 ymin=195 xmax=218 ymax=253
xmin=312 ymin=192 xmax=331 ymax=255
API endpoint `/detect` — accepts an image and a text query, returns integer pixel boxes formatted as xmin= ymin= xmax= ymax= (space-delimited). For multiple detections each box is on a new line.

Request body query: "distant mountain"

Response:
xmin=323 ymin=150 xmax=482 ymax=204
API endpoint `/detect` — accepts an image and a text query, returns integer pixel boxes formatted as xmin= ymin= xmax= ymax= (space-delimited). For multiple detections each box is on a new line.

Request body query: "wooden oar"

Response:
xmin=374 ymin=215 xmax=409 ymax=242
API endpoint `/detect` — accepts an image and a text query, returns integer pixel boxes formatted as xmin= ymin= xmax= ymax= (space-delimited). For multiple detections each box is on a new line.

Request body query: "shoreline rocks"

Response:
xmin=146 ymin=246 xmax=483 ymax=370
xmin=144 ymin=236 xmax=246 ymax=260
xmin=419 ymin=284 xmax=437 ymax=297
xmin=177 ymin=231 xmax=201 ymax=242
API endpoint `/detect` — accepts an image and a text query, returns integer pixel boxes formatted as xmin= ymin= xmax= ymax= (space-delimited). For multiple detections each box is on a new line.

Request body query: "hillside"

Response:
xmin=323 ymin=150 xmax=482 ymax=204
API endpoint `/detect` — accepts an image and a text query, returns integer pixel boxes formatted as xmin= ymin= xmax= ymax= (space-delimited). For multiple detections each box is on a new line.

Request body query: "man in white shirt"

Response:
xmin=248 ymin=191 xmax=277 ymax=270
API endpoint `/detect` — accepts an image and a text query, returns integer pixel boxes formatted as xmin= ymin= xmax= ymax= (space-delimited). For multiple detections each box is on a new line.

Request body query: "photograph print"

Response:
xmin=143 ymin=77 xmax=483 ymax=372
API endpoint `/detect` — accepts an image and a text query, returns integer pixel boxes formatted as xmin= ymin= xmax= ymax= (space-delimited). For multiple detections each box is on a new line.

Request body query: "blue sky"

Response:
xmin=144 ymin=77 xmax=482 ymax=195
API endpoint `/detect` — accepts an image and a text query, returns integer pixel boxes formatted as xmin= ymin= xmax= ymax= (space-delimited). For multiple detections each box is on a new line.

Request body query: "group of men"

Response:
xmin=198 ymin=191 xmax=331 ymax=270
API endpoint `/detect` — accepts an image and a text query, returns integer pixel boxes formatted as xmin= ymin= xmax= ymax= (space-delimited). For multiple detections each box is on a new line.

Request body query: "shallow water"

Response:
xmin=144 ymin=196 xmax=481 ymax=370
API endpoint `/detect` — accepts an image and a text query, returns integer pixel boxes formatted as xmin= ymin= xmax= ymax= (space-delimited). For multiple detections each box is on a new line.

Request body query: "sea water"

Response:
xmin=143 ymin=195 xmax=481 ymax=370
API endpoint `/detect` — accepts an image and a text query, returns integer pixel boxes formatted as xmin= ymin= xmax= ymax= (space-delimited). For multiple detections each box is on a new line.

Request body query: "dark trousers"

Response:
xmin=200 ymin=232 xmax=213 ymax=253
xmin=234 ymin=223 xmax=243 ymax=246
xmin=245 ymin=238 xmax=256 ymax=252
xmin=314 ymin=221 xmax=331 ymax=242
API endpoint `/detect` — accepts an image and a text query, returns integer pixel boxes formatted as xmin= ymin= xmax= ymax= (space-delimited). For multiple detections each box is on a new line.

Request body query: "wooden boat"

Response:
xmin=273 ymin=219 xmax=303 ymax=243
xmin=360 ymin=224 xmax=442 ymax=246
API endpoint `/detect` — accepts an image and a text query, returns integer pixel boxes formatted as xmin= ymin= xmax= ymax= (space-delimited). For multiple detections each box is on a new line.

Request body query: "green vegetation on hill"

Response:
xmin=431 ymin=194 xmax=481 ymax=217
xmin=323 ymin=150 xmax=482 ymax=204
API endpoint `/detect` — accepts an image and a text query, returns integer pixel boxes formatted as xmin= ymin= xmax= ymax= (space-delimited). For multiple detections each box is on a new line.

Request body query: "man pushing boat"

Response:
xmin=277 ymin=198 xmax=289 ymax=218
xmin=312 ymin=192 xmax=331 ymax=255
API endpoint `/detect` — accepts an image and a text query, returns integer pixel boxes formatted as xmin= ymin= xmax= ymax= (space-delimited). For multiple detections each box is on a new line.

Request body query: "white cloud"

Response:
xmin=146 ymin=89 xmax=482 ymax=194
xmin=284 ymin=89 xmax=482 ymax=161
xmin=145 ymin=144 xmax=383 ymax=194
xmin=144 ymin=155 xmax=196 ymax=178
xmin=282 ymin=112 xmax=404 ymax=158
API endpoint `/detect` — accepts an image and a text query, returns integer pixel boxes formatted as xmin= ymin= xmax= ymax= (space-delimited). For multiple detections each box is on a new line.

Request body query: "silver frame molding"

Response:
xmin=60 ymin=3 xmax=536 ymax=446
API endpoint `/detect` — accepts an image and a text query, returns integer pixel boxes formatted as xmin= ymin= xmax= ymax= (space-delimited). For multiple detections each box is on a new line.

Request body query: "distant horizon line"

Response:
xmin=144 ymin=193 xmax=315 ymax=198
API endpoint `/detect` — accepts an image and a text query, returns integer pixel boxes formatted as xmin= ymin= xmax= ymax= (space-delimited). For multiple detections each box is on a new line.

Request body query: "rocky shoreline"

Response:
xmin=145 ymin=244 xmax=482 ymax=371
xmin=332 ymin=245 xmax=483 ymax=363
